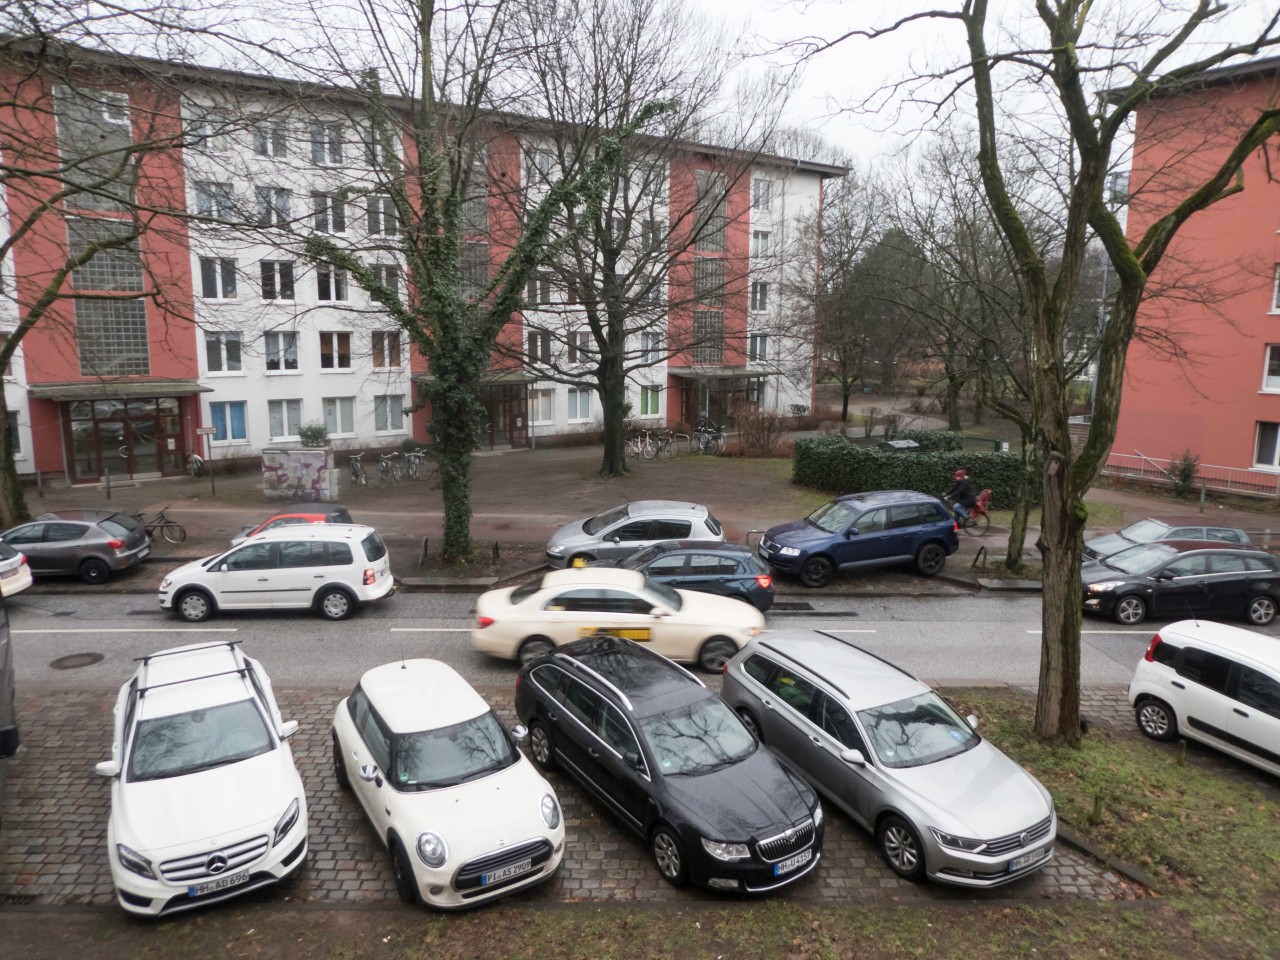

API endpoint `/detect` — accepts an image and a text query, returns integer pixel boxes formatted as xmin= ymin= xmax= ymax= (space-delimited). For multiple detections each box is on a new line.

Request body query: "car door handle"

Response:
xmin=588 ymin=747 xmax=600 ymax=759
xmin=762 ymin=698 xmax=774 ymax=710
xmin=809 ymin=735 xmax=821 ymax=746
xmin=1233 ymin=707 xmax=1249 ymax=718
xmin=1171 ymin=681 xmax=1185 ymax=689
xmin=257 ymin=577 xmax=269 ymax=582
xmin=547 ymin=710 xmax=558 ymax=722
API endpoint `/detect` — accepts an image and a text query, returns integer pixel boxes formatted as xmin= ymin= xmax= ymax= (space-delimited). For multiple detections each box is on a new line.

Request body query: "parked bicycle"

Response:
xmin=404 ymin=449 xmax=429 ymax=480
xmin=378 ymin=451 xmax=402 ymax=483
xmin=626 ymin=430 xmax=655 ymax=460
xmin=693 ymin=419 xmax=726 ymax=455
xmin=653 ymin=428 xmax=681 ymax=459
xmin=348 ymin=452 xmax=368 ymax=487
xmin=186 ymin=453 xmax=204 ymax=478
xmin=132 ymin=508 xmax=186 ymax=544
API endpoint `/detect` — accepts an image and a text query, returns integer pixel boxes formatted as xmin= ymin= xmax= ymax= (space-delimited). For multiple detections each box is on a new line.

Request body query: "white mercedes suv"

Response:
xmin=95 ymin=642 xmax=309 ymax=916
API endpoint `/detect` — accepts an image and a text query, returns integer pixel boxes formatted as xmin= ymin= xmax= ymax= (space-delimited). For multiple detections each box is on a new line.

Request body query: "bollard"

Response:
xmin=104 ymin=467 xmax=111 ymax=499
xmin=1199 ymin=485 xmax=1206 ymax=513
xmin=35 ymin=470 xmax=43 ymax=500
xmin=493 ymin=540 xmax=500 ymax=562
xmin=418 ymin=536 xmax=429 ymax=569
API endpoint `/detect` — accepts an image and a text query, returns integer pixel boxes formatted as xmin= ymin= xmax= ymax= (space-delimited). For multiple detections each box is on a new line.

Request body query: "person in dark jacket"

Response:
xmin=944 ymin=469 xmax=978 ymax=520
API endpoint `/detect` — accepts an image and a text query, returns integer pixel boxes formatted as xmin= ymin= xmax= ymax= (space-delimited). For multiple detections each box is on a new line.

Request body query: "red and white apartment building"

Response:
xmin=1112 ymin=55 xmax=1280 ymax=495
xmin=0 ymin=49 xmax=843 ymax=484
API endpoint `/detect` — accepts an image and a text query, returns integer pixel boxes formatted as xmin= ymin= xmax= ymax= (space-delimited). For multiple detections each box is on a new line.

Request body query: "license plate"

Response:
xmin=0 ymin=568 xmax=14 ymax=579
xmin=188 ymin=870 xmax=249 ymax=897
xmin=758 ymin=546 xmax=771 ymax=558
xmin=1009 ymin=845 xmax=1051 ymax=872
xmin=482 ymin=858 xmax=533 ymax=885
xmin=773 ymin=848 xmax=812 ymax=876
xmin=139 ymin=547 xmax=149 ymax=560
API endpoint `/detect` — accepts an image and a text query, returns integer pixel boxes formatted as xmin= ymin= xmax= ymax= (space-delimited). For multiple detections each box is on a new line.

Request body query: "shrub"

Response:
xmin=297 ymin=421 xmax=329 ymax=447
xmin=737 ymin=411 xmax=787 ymax=456
xmin=1172 ymin=449 xmax=1200 ymax=499
xmin=881 ymin=412 xmax=902 ymax=440
xmin=862 ymin=407 xmax=881 ymax=438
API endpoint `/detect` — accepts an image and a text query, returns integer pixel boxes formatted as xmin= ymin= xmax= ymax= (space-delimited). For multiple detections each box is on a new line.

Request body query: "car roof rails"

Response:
xmin=758 ymin=640 xmax=850 ymax=699
xmin=815 ymin=630 xmax=919 ymax=681
xmin=135 ymin=639 xmax=242 ymax=663
xmin=552 ymin=649 xmax=634 ymax=711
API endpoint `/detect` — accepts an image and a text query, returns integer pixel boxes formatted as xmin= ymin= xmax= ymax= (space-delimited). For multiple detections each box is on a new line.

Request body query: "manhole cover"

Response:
xmin=772 ymin=601 xmax=814 ymax=612
xmin=2 ymin=894 xmax=38 ymax=906
xmin=50 ymin=653 xmax=105 ymax=670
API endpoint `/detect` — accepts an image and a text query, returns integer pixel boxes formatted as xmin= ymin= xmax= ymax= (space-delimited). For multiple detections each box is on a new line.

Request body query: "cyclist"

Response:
xmin=943 ymin=468 xmax=979 ymax=522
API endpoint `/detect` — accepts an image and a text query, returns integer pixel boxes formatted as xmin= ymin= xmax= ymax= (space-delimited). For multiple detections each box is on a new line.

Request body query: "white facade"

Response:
xmin=0 ymin=177 xmax=34 ymax=475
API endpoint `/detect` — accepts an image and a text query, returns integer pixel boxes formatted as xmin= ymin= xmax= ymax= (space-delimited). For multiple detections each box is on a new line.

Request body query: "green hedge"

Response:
xmin=793 ymin=436 xmax=1036 ymax=507
xmin=891 ymin=429 xmax=964 ymax=452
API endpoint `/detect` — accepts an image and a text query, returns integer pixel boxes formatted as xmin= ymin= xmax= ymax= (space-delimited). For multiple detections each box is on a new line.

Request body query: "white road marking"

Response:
xmin=1026 ymin=630 xmax=1147 ymax=635
xmin=15 ymin=628 xmax=238 ymax=634
xmin=389 ymin=627 xmax=472 ymax=633
xmin=816 ymin=629 xmax=877 ymax=634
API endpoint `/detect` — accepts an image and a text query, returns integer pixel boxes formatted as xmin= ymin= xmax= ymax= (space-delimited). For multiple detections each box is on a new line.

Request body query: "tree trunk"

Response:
xmin=945 ymin=370 xmax=964 ymax=431
xmin=429 ymin=379 xmax=484 ymax=563
xmin=840 ymin=386 xmax=851 ymax=423
xmin=598 ymin=353 xmax=629 ymax=478
xmin=0 ymin=397 xmax=30 ymax=528
xmin=1003 ymin=430 xmax=1035 ymax=575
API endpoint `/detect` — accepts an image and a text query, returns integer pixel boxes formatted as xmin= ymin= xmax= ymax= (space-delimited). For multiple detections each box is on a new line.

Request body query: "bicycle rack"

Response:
xmin=971 ymin=545 xmax=988 ymax=569
xmin=745 ymin=529 xmax=765 ymax=548
xmin=418 ymin=537 xmax=429 ymax=569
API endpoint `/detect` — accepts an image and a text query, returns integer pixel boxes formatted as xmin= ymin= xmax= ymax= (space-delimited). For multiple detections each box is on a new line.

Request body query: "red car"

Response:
xmin=230 ymin=505 xmax=353 ymax=546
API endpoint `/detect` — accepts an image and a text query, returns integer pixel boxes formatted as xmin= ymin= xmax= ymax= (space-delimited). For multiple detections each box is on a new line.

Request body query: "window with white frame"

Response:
xmin=641 ymin=332 xmax=662 ymax=363
xmin=747 ymin=378 xmax=765 ymax=404
xmin=255 ymin=186 xmax=291 ymax=227
xmin=527 ymin=328 xmax=551 ymax=364
xmin=752 ymin=179 xmax=772 ymax=211
xmin=374 ymin=395 xmax=405 ymax=431
xmin=188 ymin=110 xmax=228 ymax=154
xmin=640 ymin=219 xmax=661 ymax=250
xmin=209 ymin=400 xmax=247 ymax=442
xmin=1265 ymin=346 xmax=1280 ymax=390
xmin=6 ymin=411 xmax=19 ymax=455
xmin=1256 ymin=421 xmax=1280 ymax=468
xmin=268 ymin=398 xmax=302 ymax=439
xmin=319 ymin=331 xmax=351 ymax=369
xmin=640 ymin=384 xmax=660 ymax=416
xmin=750 ymin=280 xmax=769 ymax=312
xmin=194 ymin=181 xmax=234 ymax=219
xmin=310 ymin=121 xmax=343 ymax=165
xmin=527 ymin=272 xmax=553 ymax=305
xmin=567 ymin=387 xmax=591 ymax=420
xmin=370 ymin=263 xmax=400 ymax=299
xmin=311 ymin=192 xmax=346 ymax=233
xmin=205 ymin=331 xmax=242 ymax=373
xmin=373 ymin=329 xmax=402 ymax=368
xmin=199 ymin=257 xmax=236 ymax=299
xmin=1272 ymin=265 xmax=1280 ymax=312
xmin=568 ymin=329 xmax=591 ymax=363
xmin=252 ymin=118 xmax=288 ymax=158
xmin=367 ymin=195 xmax=397 ymax=236
xmin=323 ymin=396 xmax=355 ymax=434
xmin=265 ymin=330 xmax=298 ymax=372
xmin=317 ymin=263 xmax=348 ymax=301
xmin=530 ymin=388 xmax=555 ymax=424
xmin=748 ymin=333 xmax=768 ymax=361
xmin=260 ymin=260 xmax=294 ymax=300
xmin=751 ymin=230 xmax=771 ymax=259
xmin=364 ymin=124 xmax=395 ymax=168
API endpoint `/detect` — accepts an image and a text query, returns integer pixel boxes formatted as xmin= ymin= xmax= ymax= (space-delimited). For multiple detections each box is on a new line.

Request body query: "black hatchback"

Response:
xmin=515 ymin=636 xmax=823 ymax=893
xmin=594 ymin=541 xmax=774 ymax=612
xmin=1081 ymin=540 xmax=1280 ymax=626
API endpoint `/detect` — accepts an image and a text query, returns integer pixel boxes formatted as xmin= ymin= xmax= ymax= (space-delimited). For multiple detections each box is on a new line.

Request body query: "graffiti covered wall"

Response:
xmin=262 ymin=448 xmax=339 ymax=502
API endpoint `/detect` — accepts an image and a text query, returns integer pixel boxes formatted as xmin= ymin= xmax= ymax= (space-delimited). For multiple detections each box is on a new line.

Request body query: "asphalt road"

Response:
xmin=12 ymin=590 xmax=1255 ymax=691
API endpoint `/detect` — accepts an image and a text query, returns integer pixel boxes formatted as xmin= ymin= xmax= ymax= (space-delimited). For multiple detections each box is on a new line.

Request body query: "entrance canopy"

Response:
xmin=29 ymin=379 xmax=212 ymax=401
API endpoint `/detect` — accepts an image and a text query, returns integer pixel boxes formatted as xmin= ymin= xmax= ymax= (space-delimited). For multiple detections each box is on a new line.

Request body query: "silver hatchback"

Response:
xmin=544 ymin=501 xmax=724 ymax=568
xmin=721 ymin=629 xmax=1056 ymax=888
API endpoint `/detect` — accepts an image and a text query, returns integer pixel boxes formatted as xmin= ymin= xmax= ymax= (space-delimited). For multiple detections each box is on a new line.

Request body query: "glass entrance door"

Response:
xmin=67 ymin=397 xmax=184 ymax=481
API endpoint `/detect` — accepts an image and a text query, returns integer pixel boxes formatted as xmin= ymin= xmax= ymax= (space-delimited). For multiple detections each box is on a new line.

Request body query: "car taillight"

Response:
xmin=755 ymin=574 xmax=772 ymax=589
xmin=1144 ymin=634 xmax=1162 ymax=662
xmin=477 ymin=616 xmax=495 ymax=628
xmin=722 ymin=660 xmax=730 ymax=675
xmin=18 ymin=553 xmax=26 ymax=566
xmin=363 ymin=567 xmax=376 ymax=585
xmin=107 ymin=539 xmax=124 ymax=550
xmin=952 ymin=521 xmax=959 ymax=533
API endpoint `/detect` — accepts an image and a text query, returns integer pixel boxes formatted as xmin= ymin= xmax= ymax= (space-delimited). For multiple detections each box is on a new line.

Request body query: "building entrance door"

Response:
xmin=67 ymin=398 xmax=183 ymax=481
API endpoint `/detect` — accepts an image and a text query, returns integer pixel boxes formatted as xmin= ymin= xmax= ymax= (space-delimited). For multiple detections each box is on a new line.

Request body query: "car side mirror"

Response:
xmin=651 ymin=606 xmax=672 ymax=618
xmin=94 ymin=759 xmax=121 ymax=778
xmin=1153 ymin=572 xmax=1173 ymax=581
xmin=839 ymin=748 xmax=866 ymax=766
xmin=359 ymin=763 xmax=383 ymax=787
xmin=609 ymin=536 xmax=621 ymax=544
xmin=623 ymin=750 xmax=644 ymax=772
xmin=278 ymin=720 xmax=299 ymax=739
xmin=511 ymin=723 xmax=529 ymax=745
xmin=219 ymin=562 xmax=230 ymax=572
xmin=846 ymin=527 xmax=858 ymax=538
xmin=966 ymin=714 xmax=979 ymax=731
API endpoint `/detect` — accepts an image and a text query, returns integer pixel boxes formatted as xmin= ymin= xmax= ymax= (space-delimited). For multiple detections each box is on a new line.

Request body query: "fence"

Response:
xmin=1101 ymin=451 xmax=1280 ymax=500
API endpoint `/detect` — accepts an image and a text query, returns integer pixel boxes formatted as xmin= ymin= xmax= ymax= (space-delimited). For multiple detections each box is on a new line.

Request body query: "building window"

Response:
xmin=56 ymin=86 xmax=132 ymax=213
xmin=527 ymin=328 xmax=551 ymax=364
xmin=694 ymin=170 xmax=727 ymax=252
xmin=324 ymin=397 xmax=355 ymax=434
xmin=640 ymin=219 xmax=661 ymax=250
xmin=76 ymin=299 xmax=149 ymax=375
xmin=317 ymin=264 xmax=349 ymax=301
xmin=205 ymin=332 xmax=242 ymax=373
xmin=312 ymin=192 xmax=347 ymax=233
xmin=461 ymin=162 xmax=489 ymax=235
xmin=527 ymin=272 xmax=553 ymax=305
xmin=67 ymin=219 xmax=143 ymax=291
xmin=310 ymin=121 xmax=343 ymax=165
xmin=1256 ymin=422 xmax=1280 ymax=468
xmin=268 ymin=399 xmax=302 ymax=440
xmin=6 ymin=411 xmax=19 ymax=455
xmin=461 ymin=242 xmax=489 ymax=299
xmin=364 ymin=124 xmax=395 ymax=168
xmin=568 ymin=329 xmax=591 ymax=363
xmin=750 ymin=280 xmax=769 ymax=312
xmin=210 ymin=400 xmax=247 ymax=442
xmin=373 ymin=330 xmax=402 ymax=368
xmin=640 ymin=385 xmax=660 ymax=416
xmin=252 ymin=118 xmax=288 ymax=157
xmin=194 ymin=181 xmax=234 ymax=219
xmin=265 ymin=331 xmax=298 ymax=372
xmin=752 ymin=179 xmax=772 ymax=211
xmin=567 ymin=387 xmax=591 ymax=421
xmin=748 ymin=333 xmax=768 ymax=361
xmin=694 ymin=255 xmax=725 ymax=305
xmin=747 ymin=378 xmax=765 ymax=404
xmin=1273 ymin=265 xmax=1280 ymax=312
xmin=255 ymin=186 xmax=291 ymax=227
xmin=751 ymin=230 xmax=771 ymax=259
xmin=367 ymin=195 xmax=398 ymax=236
xmin=693 ymin=311 xmax=724 ymax=364
xmin=260 ymin=260 xmax=295 ymax=300
xmin=530 ymin=388 xmax=555 ymax=424
xmin=0 ymin=334 xmax=12 ymax=377
xmin=319 ymin=331 xmax=352 ymax=369
xmin=1266 ymin=345 xmax=1280 ymax=390
xmin=188 ymin=109 xmax=230 ymax=154
xmin=370 ymin=263 xmax=400 ymax=299
xmin=199 ymin=257 xmax=237 ymax=299
xmin=641 ymin=332 xmax=663 ymax=364
xmin=374 ymin=395 xmax=405 ymax=432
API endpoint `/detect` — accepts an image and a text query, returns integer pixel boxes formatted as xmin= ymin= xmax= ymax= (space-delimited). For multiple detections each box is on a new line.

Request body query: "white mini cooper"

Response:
xmin=331 ymin=659 xmax=565 ymax=909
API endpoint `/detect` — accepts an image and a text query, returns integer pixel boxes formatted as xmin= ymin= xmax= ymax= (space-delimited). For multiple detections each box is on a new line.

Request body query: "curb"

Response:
xmin=1055 ymin=825 xmax=1159 ymax=893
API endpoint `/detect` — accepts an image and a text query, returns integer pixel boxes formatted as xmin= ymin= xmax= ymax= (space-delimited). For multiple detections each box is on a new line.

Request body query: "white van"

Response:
xmin=1129 ymin=619 xmax=1280 ymax=777
xmin=158 ymin=524 xmax=395 ymax=622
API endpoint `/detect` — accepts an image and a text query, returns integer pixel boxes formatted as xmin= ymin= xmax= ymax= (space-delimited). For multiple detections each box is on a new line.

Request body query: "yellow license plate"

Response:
xmin=577 ymin=627 xmax=651 ymax=642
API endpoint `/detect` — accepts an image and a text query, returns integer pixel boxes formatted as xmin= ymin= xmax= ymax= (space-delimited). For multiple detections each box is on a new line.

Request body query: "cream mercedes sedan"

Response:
xmin=470 ymin=568 xmax=765 ymax=671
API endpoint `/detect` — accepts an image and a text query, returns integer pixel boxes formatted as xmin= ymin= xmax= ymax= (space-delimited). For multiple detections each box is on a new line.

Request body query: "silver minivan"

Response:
xmin=544 ymin=501 xmax=724 ymax=568
xmin=721 ymin=629 xmax=1057 ymax=888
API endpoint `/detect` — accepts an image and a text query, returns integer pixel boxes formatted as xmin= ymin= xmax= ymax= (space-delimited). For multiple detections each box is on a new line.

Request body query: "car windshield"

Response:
xmin=510 ymin=582 xmax=540 ymax=604
xmin=583 ymin=504 xmax=631 ymax=536
xmin=620 ymin=544 xmax=664 ymax=569
xmin=856 ymin=692 xmax=979 ymax=769
xmin=1118 ymin=519 xmax=1171 ymax=543
xmin=128 ymin=699 xmax=273 ymax=781
xmin=394 ymin=710 xmax=517 ymax=790
xmin=1105 ymin=543 xmax=1177 ymax=574
xmin=806 ymin=500 xmax=859 ymax=534
xmin=639 ymin=696 xmax=755 ymax=775
xmin=643 ymin=577 xmax=683 ymax=610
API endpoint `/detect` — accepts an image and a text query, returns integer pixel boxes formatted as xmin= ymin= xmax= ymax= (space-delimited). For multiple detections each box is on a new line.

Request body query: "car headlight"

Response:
xmin=1086 ymin=581 xmax=1126 ymax=593
xmin=540 ymin=793 xmax=561 ymax=829
xmin=416 ymin=831 xmax=448 ymax=868
xmin=116 ymin=843 xmax=156 ymax=879
xmin=701 ymin=837 xmax=751 ymax=861
xmin=777 ymin=547 xmax=801 ymax=557
xmin=930 ymin=827 xmax=988 ymax=853
xmin=159 ymin=578 xmax=172 ymax=589
xmin=273 ymin=798 xmax=300 ymax=845
xmin=546 ymin=544 xmax=564 ymax=555
xmin=745 ymin=627 xmax=762 ymax=638
xmin=812 ymin=803 xmax=823 ymax=828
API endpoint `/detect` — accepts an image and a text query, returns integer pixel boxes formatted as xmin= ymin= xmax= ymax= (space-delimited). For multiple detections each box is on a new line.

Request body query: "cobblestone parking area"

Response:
xmin=1 ymin=684 xmax=1131 ymax=909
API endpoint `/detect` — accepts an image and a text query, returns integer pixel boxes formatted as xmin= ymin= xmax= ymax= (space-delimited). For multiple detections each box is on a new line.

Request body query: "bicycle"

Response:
xmin=693 ymin=419 xmax=725 ymax=455
xmin=948 ymin=488 xmax=992 ymax=537
xmin=186 ymin=453 xmax=204 ymax=478
xmin=625 ymin=431 xmax=653 ymax=460
xmin=349 ymin=452 xmax=368 ymax=487
xmin=404 ymin=449 xmax=428 ymax=480
xmin=653 ymin=428 xmax=680 ymax=459
xmin=378 ymin=451 xmax=402 ymax=483
xmin=132 ymin=508 xmax=186 ymax=544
